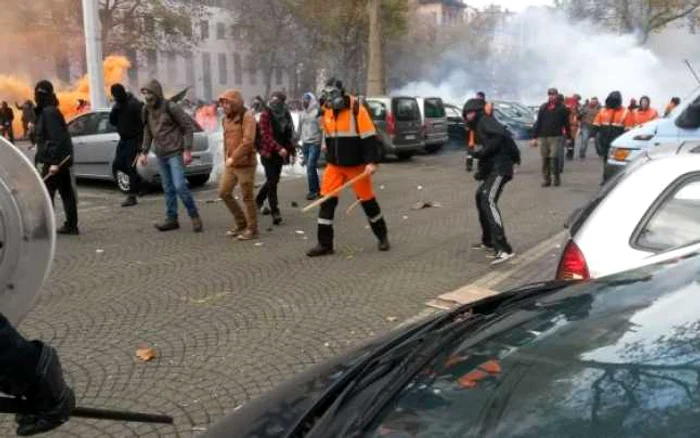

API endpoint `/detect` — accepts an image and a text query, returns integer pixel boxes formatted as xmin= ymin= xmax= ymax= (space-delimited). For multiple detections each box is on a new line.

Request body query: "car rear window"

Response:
xmin=424 ymin=98 xmax=446 ymax=118
xmin=394 ymin=98 xmax=420 ymax=122
xmin=366 ymin=100 xmax=387 ymax=120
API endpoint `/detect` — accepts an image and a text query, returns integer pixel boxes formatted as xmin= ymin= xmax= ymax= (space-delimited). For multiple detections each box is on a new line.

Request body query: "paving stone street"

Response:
xmin=4 ymin=144 xmax=602 ymax=437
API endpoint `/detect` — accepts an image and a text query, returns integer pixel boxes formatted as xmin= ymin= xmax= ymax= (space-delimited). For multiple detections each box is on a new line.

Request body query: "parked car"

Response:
xmin=557 ymin=147 xmax=700 ymax=280
xmin=445 ymin=103 xmax=467 ymax=146
xmin=415 ymin=97 xmax=449 ymax=153
xmin=364 ymin=96 xmax=424 ymax=160
xmin=203 ymin=241 xmax=700 ymax=438
xmin=492 ymin=101 xmax=535 ymax=140
xmin=605 ymin=86 xmax=700 ymax=179
xmin=67 ymin=109 xmax=213 ymax=193
xmin=494 ymin=100 xmax=537 ymax=124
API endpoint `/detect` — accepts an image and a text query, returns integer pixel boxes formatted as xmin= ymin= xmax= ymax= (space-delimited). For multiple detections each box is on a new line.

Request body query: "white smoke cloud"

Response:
xmin=394 ymin=7 xmax=700 ymax=109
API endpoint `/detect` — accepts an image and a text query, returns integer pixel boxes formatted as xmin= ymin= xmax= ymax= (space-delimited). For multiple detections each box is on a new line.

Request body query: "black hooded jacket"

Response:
xmin=109 ymin=92 xmax=144 ymax=141
xmin=471 ymin=115 xmax=519 ymax=177
xmin=32 ymin=95 xmax=73 ymax=167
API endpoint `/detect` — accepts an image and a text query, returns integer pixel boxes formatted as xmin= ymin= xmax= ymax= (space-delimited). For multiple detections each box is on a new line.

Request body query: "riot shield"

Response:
xmin=0 ymin=137 xmax=55 ymax=325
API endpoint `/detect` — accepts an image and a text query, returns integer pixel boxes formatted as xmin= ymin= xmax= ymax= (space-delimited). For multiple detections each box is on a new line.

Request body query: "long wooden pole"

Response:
xmin=301 ymin=172 xmax=369 ymax=213
xmin=43 ymin=155 xmax=71 ymax=182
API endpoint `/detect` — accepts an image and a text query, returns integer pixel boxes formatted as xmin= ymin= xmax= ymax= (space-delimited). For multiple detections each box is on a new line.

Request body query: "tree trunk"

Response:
xmin=366 ymin=0 xmax=384 ymax=95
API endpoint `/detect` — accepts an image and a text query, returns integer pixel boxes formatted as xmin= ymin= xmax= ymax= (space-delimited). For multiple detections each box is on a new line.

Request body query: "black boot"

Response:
xmin=307 ymin=244 xmax=335 ymax=257
xmin=57 ymin=224 xmax=79 ymax=235
xmin=309 ymin=199 xmax=337 ymax=257
xmin=155 ymin=218 xmax=180 ymax=232
xmin=541 ymin=158 xmax=551 ymax=187
xmin=552 ymin=158 xmax=561 ymax=187
xmin=272 ymin=211 xmax=282 ymax=225
xmin=121 ymin=195 xmax=137 ymax=207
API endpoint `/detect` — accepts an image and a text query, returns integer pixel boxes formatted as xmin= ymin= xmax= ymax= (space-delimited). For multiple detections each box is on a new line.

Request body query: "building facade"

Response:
xmin=415 ymin=0 xmax=472 ymax=26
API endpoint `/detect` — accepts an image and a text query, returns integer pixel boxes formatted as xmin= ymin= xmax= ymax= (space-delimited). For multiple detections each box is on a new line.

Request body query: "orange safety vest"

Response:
xmin=593 ymin=107 xmax=635 ymax=130
xmin=633 ymin=108 xmax=659 ymax=126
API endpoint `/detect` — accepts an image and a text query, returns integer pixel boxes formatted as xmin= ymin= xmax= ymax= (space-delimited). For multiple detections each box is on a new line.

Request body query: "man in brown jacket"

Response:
xmin=218 ymin=89 xmax=258 ymax=240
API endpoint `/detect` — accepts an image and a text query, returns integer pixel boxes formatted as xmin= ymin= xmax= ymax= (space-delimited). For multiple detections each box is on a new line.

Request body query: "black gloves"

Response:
xmin=14 ymin=342 xmax=75 ymax=436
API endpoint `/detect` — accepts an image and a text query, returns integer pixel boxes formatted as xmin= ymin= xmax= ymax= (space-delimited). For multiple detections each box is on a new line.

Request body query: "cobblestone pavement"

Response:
xmin=4 ymin=144 xmax=602 ymax=437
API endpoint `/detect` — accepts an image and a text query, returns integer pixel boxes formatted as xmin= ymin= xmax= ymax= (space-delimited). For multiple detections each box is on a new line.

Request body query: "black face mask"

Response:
xmin=322 ymin=86 xmax=347 ymax=111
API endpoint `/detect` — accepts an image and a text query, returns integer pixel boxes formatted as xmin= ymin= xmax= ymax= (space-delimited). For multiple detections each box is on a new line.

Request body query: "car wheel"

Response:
xmin=113 ymin=169 xmax=131 ymax=194
xmin=187 ymin=174 xmax=210 ymax=187
xmin=396 ymin=152 xmax=415 ymax=160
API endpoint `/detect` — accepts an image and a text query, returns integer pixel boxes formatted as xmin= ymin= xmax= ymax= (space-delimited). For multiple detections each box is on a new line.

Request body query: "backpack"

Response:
xmin=255 ymin=109 xmax=295 ymax=157
xmin=142 ymin=100 xmax=180 ymax=129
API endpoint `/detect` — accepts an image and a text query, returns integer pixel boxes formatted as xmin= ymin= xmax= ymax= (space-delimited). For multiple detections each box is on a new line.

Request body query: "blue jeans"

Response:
xmin=302 ymin=143 xmax=321 ymax=196
xmin=157 ymin=154 xmax=199 ymax=220
xmin=579 ymin=124 xmax=592 ymax=158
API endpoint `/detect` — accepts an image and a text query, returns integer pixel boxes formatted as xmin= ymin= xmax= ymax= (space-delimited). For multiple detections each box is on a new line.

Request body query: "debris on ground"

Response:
xmin=96 ymin=249 xmax=104 ymax=254
xmin=291 ymin=201 xmax=299 ymax=208
xmin=402 ymin=215 xmax=409 ymax=220
xmin=266 ymin=227 xmax=273 ymax=232
xmin=417 ymin=185 xmax=424 ymax=191
xmin=386 ymin=316 xmax=399 ymax=322
xmin=411 ymin=201 xmax=443 ymax=210
xmin=254 ymin=242 xmax=265 ymax=247
xmin=295 ymin=230 xmax=305 ymax=235
xmin=135 ymin=346 xmax=157 ymax=362
xmin=379 ymin=185 xmax=385 ymax=190
xmin=206 ymin=198 xmax=223 ymax=204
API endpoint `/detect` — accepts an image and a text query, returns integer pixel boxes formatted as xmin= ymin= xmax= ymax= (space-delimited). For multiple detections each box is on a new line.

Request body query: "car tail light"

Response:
xmin=556 ymin=240 xmax=590 ymax=281
xmin=386 ymin=113 xmax=396 ymax=135
xmin=610 ymin=148 xmax=631 ymax=161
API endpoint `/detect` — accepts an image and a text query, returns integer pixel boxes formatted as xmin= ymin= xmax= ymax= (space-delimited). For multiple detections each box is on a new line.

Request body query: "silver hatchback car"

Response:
xmin=558 ymin=141 xmax=700 ymax=280
xmin=67 ymin=109 xmax=214 ymax=193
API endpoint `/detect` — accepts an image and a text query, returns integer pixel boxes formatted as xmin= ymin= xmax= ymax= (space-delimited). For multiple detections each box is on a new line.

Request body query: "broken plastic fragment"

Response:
xmin=135 ymin=347 xmax=157 ymax=362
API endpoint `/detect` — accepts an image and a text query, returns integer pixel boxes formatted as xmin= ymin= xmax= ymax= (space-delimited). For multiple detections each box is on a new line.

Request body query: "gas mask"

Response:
xmin=321 ymin=85 xmax=347 ymax=111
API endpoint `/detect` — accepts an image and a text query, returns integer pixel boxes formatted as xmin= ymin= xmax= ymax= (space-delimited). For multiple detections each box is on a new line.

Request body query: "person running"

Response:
xmin=254 ymin=91 xmax=294 ymax=226
xmin=464 ymin=98 xmax=519 ymax=265
xmin=307 ymin=78 xmax=389 ymax=257
xmin=298 ymin=92 xmax=323 ymax=200
xmin=109 ymin=83 xmax=144 ymax=207
xmin=138 ymin=79 xmax=203 ymax=232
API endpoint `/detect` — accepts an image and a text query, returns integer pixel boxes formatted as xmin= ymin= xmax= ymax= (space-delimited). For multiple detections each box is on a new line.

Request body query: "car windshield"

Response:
xmin=367 ymin=255 xmax=700 ymax=438
xmin=395 ymin=98 xmax=420 ymax=121
xmin=424 ymin=98 xmax=445 ymax=118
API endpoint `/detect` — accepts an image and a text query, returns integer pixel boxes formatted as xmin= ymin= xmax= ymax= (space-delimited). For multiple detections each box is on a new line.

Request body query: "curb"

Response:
xmin=398 ymin=230 xmax=567 ymax=328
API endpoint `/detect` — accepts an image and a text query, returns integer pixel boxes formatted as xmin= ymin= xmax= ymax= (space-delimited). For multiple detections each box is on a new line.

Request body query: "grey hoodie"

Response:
xmin=141 ymin=79 xmax=194 ymax=158
xmin=297 ymin=93 xmax=322 ymax=145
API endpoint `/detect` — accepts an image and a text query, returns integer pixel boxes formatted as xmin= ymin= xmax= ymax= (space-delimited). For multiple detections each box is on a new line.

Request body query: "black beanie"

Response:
xmin=34 ymin=80 xmax=54 ymax=95
xmin=111 ymin=83 xmax=127 ymax=102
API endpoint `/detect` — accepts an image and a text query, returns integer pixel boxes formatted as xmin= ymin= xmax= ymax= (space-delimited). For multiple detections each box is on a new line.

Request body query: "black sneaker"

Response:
xmin=491 ymin=251 xmax=515 ymax=265
xmin=307 ymin=245 xmax=334 ymax=257
xmin=261 ymin=206 xmax=271 ymax=216
xmin=154 ymin=219 xmax=180 ymax=232
xmin=272 ymin=212 xmax=282 ymax=225
xmin=57 ymin=225 xmax=79 ymax=235
xmin=378 ymin=238 xmax=390 ymax=251
xmin=121 ymin=196 xmax=138 ymax=207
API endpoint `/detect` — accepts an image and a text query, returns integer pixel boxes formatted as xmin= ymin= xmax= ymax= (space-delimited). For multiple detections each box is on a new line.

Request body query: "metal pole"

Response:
xmin=82 ymin=0 xmax=107 ymax=108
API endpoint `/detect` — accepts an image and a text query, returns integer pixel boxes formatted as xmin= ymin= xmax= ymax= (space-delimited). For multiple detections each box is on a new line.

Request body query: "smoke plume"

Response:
xmin=395 ymin=7 xmax=700 ymax=108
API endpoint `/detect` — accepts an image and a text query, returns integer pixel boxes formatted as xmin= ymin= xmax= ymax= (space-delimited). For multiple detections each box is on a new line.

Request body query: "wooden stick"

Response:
xmin=43 ymin=155 xmax=71 ymax=182
xmin=302 ymin=172 xmax=369 ymax=213
xmin=346 ymin=198 xmax=361 ymax=215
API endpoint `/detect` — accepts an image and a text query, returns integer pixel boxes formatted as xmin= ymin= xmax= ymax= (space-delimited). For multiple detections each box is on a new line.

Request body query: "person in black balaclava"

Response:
xmin=0 ymin=101 xmax=15 ymax=143
xmin=591 ymin=91 xmax=634 ymax=183
xmin=109 ymin=83 xmax=145 ymax=207
xmin=464 ymin=98 xmax=519 ymax=265
xmin=33 ymin=80 xmax=79 ymax=235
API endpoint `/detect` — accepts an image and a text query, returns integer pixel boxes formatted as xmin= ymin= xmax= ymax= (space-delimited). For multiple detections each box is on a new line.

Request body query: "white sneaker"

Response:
xmin=491 ymin=251 xmax=515 ymax=265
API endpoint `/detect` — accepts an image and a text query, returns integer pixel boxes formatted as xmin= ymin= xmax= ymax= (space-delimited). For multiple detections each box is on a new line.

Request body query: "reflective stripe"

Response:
xmin=369 ymin=214 xmax=383 ymax=223
xmin=360 ymin=129 xmax=376 ymax=139
xmin=318 ymin=218 xmax=333 ymax=225
xmin=488 ymin=176 xmax=503 ymax=228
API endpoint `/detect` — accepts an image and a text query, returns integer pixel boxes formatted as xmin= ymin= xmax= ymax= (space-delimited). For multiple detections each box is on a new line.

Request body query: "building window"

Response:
xmin=233 ymin=53 xmax=242 ymax=85
xmin=216 ymin=22 xmax=225 ymax=40
xmin=202 ymin=52 xmax=213 ymax=101
xmin=247 ymin=55 xmax=257 ymax=85
xmin=201 ymin=20 xmax=209 ymax=40
xmin=231 ymin=25 xmax=240 ymax=40
xmin=146 ymin=49 xmax=157 ymax=78
xmin=218 ymin=53 xmax=227 ymax=85
xmin=275 ymin=67 xmax=283 ymax=85
xmin=167 ymin=52 xmax=177 ymax=86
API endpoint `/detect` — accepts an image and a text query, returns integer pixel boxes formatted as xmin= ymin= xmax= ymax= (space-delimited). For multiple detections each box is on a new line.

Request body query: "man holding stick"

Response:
xmin=32 ymin=80 xmax=79 ymax=235
xmin=306 ymin=78 xmax=389 ymax=257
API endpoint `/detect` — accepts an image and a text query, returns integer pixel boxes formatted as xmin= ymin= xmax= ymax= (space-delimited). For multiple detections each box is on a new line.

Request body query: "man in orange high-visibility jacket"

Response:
xmin=633 ymin=95 xmax=659 ymax=126
xmin=592 ymin=91 xmax=635 ymax=183
xmin=307 ymin=78 xmax=389 ymax=257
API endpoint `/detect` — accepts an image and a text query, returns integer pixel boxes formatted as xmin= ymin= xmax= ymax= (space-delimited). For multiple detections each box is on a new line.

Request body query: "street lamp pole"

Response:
xmin=82 ymin=0 xmax=107 ymax=108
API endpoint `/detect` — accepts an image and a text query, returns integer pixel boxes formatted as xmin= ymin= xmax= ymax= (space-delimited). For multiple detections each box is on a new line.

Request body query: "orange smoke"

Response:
xmin=0 ymin=55 xmax=131 ymax=138
xmin=195 ymin=104 xmax=219 ymax=132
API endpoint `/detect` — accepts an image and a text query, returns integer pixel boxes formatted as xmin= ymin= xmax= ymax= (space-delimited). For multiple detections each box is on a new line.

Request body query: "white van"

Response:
xmin=605 ymin=87 xmax=700 ymax=179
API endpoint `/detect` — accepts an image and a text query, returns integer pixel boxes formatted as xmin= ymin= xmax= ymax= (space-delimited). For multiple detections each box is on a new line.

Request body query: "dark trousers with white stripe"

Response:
xmin=476 ymin=173 xmax=512 ymax=254
xmin=317 ymin=197 xmax=387 ymax=249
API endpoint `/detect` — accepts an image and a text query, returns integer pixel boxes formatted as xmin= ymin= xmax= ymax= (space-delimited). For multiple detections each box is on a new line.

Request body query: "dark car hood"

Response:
xmin=200 ymin=323 xmax=420 ymax=438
